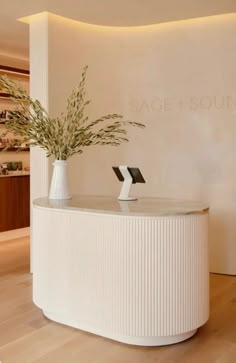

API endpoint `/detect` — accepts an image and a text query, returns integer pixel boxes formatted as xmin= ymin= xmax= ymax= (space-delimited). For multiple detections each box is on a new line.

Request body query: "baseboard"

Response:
xmin=0 ymin=227 xmax=30 ymax=242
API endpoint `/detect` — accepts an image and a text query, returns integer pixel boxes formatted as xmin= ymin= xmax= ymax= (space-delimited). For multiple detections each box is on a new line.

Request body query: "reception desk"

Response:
xmin=32 ymin=196 xmax=209 ymax=346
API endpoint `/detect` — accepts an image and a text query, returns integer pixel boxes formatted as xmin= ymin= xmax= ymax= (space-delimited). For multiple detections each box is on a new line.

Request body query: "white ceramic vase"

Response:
xmin=49 ymin=160 xmax=71 ymax=200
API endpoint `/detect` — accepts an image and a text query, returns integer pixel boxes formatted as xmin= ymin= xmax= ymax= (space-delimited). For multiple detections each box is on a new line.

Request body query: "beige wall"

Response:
xmin=30 ymin=13 xmax=236 ymax=274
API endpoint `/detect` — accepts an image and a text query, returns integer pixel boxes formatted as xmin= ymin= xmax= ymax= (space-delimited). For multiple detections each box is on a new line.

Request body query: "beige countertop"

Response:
xmin=33 ymin=195 xmax=209 ymax=217
xmin=0 ymin=172 xmax=30 ymax=178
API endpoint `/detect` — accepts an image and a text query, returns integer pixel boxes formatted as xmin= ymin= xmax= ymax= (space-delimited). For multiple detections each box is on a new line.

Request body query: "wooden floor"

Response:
xmin=0 ymin=238 xmax=236 ymax=363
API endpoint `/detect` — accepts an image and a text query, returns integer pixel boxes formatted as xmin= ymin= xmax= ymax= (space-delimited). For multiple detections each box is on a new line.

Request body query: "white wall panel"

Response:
xmin=29 ymin=13 xmax=51 ymax=271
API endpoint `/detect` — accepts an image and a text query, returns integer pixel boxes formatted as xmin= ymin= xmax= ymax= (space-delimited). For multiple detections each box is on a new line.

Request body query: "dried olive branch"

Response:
xmin=0 ymin=66 xmax=145 ymax=160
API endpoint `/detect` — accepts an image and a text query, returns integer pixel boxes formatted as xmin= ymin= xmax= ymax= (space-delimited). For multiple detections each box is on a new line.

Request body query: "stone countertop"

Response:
xmin=33 ymin=195 xmax=209 ymax=217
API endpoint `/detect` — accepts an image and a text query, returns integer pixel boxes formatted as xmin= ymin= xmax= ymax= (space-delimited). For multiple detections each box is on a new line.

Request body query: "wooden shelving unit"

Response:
xmin=0 ymin=65 xmax=29 ymax=99
xmin=0 ymin=65 xmax=30 ymax=153
xmin=0 ymin=65 xmax=30 ymax=232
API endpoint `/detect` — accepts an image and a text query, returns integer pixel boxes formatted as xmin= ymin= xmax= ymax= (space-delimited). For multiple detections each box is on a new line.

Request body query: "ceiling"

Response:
xmin=0 ymin=0 xmax=236 ymax=60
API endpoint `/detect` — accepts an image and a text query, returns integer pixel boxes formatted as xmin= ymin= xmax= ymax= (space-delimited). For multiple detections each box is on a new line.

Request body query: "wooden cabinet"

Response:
xmin=0 ymin=175 xmax=30 ymax=232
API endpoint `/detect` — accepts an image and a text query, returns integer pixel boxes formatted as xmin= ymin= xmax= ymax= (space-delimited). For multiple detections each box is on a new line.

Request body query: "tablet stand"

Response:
xmin=118 ymin=165 xmax=137 ymax=201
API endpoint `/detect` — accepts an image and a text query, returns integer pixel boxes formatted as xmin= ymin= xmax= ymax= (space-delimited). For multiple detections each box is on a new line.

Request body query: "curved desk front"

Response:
xmin=32 ymin=196 xmax=209 ymax=346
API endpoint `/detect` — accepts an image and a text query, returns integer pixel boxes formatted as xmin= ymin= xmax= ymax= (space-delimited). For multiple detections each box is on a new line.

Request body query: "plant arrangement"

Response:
xmin=0 ymin=66 xmax=145 ymax=160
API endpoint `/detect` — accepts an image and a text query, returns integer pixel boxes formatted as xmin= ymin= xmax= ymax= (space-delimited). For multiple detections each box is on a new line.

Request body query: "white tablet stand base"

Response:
xmin=118 ymin=165 xmax=137 ymax=201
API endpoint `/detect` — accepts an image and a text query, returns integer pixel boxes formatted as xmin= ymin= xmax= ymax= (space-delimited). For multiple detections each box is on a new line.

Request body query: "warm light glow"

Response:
xmin=19 ymin=12 xmax=49 ymax=25
xmin=19 ymin=11 xmax=236 ymax=32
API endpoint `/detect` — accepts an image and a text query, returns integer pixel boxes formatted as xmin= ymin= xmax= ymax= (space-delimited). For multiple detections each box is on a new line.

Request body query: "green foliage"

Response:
xmin=0 ymin=66 xmax=145 ymax=160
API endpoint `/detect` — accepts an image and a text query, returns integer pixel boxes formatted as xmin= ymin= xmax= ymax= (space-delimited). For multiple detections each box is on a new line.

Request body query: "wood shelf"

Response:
xmin=0 ymin=93 xmax=28 ymax=102
xmin=0 ymin=65 xmax=29 ymax=77
xmin=0 ymin=92 xmax=11 ymax=99
xmin=0 ymin=147 xmax=30 ymax=152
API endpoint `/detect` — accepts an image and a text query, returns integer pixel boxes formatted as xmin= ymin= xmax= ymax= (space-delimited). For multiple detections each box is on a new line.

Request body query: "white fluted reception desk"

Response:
xmin=32 ymin=196 xmax=209 ymax=346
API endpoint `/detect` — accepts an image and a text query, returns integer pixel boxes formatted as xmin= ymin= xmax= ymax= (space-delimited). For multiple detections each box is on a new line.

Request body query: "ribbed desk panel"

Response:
xmin=33 ymin=207 xmax=209 ymax=345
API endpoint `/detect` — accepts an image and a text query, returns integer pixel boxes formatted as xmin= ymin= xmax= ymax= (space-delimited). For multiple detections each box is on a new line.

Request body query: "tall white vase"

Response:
xmin=49 ymin=160 xmax=71 ymax=200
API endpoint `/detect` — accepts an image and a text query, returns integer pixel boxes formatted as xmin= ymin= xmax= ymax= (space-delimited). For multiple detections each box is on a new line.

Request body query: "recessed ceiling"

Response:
xmin=0 ymin=0 xmax=236 ymax=60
